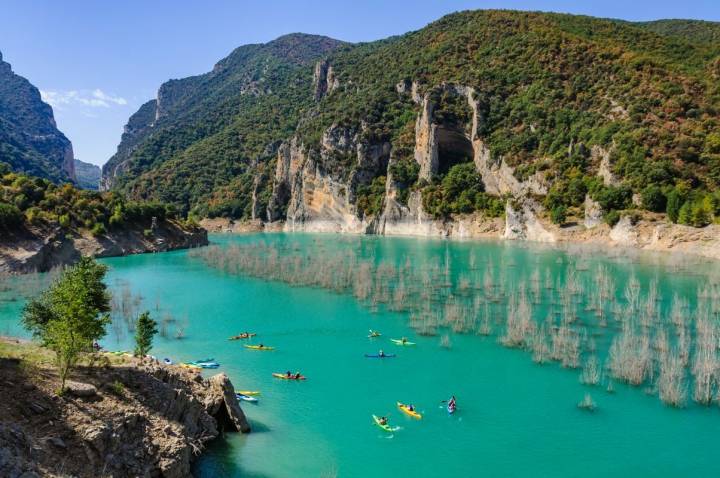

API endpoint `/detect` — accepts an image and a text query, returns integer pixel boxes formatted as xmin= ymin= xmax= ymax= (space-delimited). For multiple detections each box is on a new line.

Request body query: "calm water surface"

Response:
xmin=1 ymin=233 xmax=718 ymax=477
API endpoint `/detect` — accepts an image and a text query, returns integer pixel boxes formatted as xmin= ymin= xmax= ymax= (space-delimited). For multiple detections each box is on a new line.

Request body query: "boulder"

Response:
xmin=65 ymin=381 xmax=97 ymax=397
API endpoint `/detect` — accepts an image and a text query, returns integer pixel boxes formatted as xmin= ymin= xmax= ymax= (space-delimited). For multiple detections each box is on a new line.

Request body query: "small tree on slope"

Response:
xmin=22 ymin=257 xmax=111 ymax=393
xmin=134 ymin=311 xmax=158 ymax=358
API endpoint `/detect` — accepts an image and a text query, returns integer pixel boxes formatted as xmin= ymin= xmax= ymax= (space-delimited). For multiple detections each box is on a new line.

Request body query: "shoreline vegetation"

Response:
xmin=0 ymin=165 xmax=209 ymax=275
xmin=190 ymin=237 xmax=720 ymax=409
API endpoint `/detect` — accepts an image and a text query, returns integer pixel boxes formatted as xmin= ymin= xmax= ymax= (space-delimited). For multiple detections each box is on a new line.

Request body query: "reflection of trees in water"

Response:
xmin=190 ymin=240 xmax=720 ymax=409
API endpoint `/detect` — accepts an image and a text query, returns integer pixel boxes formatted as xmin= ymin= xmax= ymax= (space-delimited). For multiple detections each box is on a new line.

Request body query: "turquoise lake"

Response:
xmin=1 ymin=233 xmax=719 ymax=477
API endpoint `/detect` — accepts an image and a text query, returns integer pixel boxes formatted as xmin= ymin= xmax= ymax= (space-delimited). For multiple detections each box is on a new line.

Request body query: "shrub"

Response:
xmin=90 ymin=223 xmax=107 ymax=237
xmin=604 ymin=210 xmax=621 ymax=227
xmin=58 ymin=214 xmax=71 ymax=228
xmin=0 ymin=202 xmax=23 ymax=230
xmin=550 ymin=205 xmax=568 ymax=225
xmin=641 ymin=185 xmax=666 ymax=212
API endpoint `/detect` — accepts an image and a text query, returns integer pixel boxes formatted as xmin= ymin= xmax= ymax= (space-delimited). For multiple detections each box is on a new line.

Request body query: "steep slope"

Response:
xmin=102 ymin=34 xmax=346 ymax=216
xmin=0 ymin=51 xmax=75 ymax=182
xmin=107 ymin=10 xmax=720 ymax=237
xmin=74 ymin=159 xmax=101 ymax=190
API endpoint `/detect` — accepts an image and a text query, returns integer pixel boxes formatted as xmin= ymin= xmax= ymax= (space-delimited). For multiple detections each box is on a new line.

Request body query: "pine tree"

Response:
xmin=134 ymin=311 xmax=158 ymax=358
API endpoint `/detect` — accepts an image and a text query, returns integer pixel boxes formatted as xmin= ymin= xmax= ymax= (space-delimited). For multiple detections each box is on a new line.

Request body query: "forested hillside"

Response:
xmin=104 ymin=10 xmax=720 ymax=228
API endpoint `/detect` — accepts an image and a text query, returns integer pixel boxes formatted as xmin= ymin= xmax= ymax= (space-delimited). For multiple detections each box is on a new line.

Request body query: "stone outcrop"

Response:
xmin=313 ymin=59 xmax=339 ymax=100
xmin=0 ymin=345 xmax=250 ymax=478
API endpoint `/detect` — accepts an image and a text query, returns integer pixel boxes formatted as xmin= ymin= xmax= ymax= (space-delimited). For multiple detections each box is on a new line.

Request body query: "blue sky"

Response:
xmin=1 ymin=1 xmax=719 ymax=166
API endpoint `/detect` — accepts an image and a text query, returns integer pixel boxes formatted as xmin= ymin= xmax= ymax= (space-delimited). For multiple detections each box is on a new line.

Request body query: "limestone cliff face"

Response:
xmin=267 ymin=124 xmax=390 ymax=234
xmin=0 ymin=50 xmax=76 ymax=182
xmin=245 ymin=76 xmax=720 ymax=260
xmin=266 ymin=81 xmax=592 ymax=242
xmin=101 ymin=99 xmax=158 ymax=190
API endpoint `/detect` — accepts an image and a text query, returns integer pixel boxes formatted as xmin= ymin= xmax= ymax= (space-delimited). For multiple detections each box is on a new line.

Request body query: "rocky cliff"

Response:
xmin=0 ymin=219 xmax=208 ymax=274
xmin=0 ymin=339 xmax=250 ymax=477
xmin=73 ymin=159 xmax=101 ymax=190
xmin=0 ymin=51 xmax=75 ymax=183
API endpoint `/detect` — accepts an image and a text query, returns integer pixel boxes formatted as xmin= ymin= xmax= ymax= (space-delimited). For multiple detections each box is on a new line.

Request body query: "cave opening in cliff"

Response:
xmin=436 ymin=125 xmax=474 ymax=176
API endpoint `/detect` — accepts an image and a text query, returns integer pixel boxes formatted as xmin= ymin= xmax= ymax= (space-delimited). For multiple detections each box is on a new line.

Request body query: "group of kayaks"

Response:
xmin=367 ymin=330 xmax=457 ymax=433
xmin=364 ymin=330 xmax=415 ymax=359
xmin=373 ymin=399 xmax=457 ymax=432
xmin=235 ymin=332 xmax=307 ymax=381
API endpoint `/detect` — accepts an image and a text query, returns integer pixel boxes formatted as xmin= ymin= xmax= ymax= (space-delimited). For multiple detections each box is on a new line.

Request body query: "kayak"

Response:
xmin=163 ymin=358 xmax=173 ymax=365
xmin=229 ymin=333 xmax=256 ymax=340
xmin=237 ymin=390 xmax=260 ymax=396
xmin=368 ymin=330 xmax=381 ymax=338
xmin=391 ymin=339 xmax=416 ymax=346
xmin=245 ymin=345 xmax=274 ymax=351
xmin=193 ymin=362 xmax=220 ymax=369
xmin=236 ymin=393 xmax=259 ymax=403
xmin=372 ymin=415 xmax=394 ymax=432
xmin=364 ymin=354 xmax=396 ymax=358
xmin=397 ymin=402 xmax=422 ymax=419
xmin=235 ymin=390 xmax=260 ymax=397
xmin=272 ymin=373 xmax=307 ymax=380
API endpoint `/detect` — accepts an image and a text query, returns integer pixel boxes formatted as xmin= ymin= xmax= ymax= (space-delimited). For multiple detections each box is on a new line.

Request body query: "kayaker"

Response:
xmin=286 ymin=371 xmax=292 ymax=378
xmin=379 ymin=416 xmax=388 ymax=426
xmin=408 ymin=404 xmax=415 ymax=412
xmin=258 ymin=344 xmax=265 ymax=349
xmin=449 ymin=395 xmax=456 ymax=408
xmin=294 ymin=372 xmax=301 ymax=379
xmin=401 ymin=337 xmax=408 ymax=344
xmin=379 ymin=349 xmax=386 ymax=357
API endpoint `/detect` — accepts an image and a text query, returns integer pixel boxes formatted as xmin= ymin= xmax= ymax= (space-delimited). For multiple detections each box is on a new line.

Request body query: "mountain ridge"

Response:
xmin=103 ymin=10 xmax=720 ymax=233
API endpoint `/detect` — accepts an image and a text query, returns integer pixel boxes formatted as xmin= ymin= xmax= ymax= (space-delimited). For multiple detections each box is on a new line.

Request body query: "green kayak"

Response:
xmin=391 ymin=339 xmax=416 ymax=346
xmin=373 ymin=415 xmax=394 ymax=432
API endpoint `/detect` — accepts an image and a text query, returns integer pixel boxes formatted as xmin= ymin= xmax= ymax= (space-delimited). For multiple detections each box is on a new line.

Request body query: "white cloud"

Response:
xmin=40 ymin=89 xmax=128 ymax=109
xmin=92 ymin=89 xmax=127 ymax=106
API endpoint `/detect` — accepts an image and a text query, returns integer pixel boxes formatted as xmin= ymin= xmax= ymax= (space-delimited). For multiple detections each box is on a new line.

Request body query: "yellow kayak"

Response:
xmin=244 ymin=345 xmax=274 ymax=351
xmin=397 ymin=402 xmax=422 ymax=419
xmin=237 ymin=390 xmax=260 ymax=396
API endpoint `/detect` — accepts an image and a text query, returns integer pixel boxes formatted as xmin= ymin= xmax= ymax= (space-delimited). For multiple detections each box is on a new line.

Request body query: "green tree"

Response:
xmin=22 ymin=257 xmax=111 ymax=392
xmin=666 ymin=189 xmax=684 ymax=223
xmin=134 ymin=311 xmax=158 ymax=358
xmin=550 ymin=205 xmax=568 ymax=225
xmin=641 ymin=185 xmax=666 ymax=212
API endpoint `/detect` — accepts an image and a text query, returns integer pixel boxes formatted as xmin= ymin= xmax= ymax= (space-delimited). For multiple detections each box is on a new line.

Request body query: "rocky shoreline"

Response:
xmin=0 ymin=221 xmax=209 ymax=275
xmin=0 ymin=338 xmax=249 ymax=477
xmin=200 ymin=215 xmax=720 ymax=262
